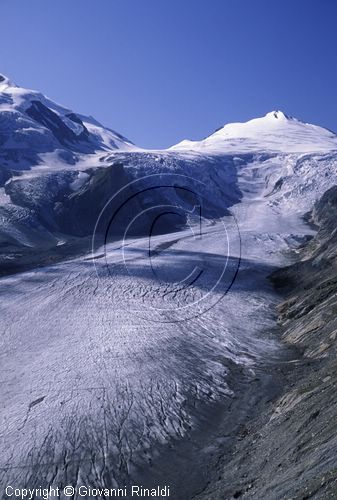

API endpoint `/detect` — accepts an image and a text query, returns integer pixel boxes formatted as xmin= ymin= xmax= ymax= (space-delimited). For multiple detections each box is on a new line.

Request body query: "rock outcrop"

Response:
xmin=197 ymin=186 xmax=337 ymax=499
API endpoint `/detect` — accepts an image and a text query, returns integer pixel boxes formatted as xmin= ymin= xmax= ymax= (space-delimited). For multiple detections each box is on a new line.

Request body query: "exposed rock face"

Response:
xmin=26 ymin=101 xmax=91 ymax=148
xmin=196 ymin=186 xmax=337 ymax=499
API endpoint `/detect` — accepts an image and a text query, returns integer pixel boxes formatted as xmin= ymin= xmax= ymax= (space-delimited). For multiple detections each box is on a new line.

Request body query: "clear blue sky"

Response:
xmin=1 ymin=0 xmax=337 ymax=148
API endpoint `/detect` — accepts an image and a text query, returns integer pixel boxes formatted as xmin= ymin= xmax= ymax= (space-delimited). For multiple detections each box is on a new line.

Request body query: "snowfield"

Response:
xmin=1 ymin=75 xmax=337 ymax=496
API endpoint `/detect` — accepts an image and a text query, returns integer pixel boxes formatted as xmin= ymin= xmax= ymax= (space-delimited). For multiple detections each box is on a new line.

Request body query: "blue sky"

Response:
xmin=1 ymin=0 xmax=337 ymax=148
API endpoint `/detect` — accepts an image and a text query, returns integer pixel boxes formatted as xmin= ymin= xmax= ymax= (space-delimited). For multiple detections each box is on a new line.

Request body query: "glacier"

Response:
xmin=1 ymin=75 xmax=337 ymax=497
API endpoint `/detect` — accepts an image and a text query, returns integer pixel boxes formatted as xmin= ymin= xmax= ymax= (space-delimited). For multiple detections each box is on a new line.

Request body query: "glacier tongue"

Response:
xmin=1 ymin=147 xmax=337 ymax=493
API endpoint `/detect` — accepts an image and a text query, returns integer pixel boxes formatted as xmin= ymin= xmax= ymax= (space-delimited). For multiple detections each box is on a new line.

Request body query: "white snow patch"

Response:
xmin=69 ymin=171 xmax=90 ymax=191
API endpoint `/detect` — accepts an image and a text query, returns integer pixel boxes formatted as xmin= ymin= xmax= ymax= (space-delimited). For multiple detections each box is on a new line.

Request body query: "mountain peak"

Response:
xmin=170 ymin=111 xmax=337 ymax=154
xmin=0 ymin=74 xmax=15 ymax=89
xmin=265 ymin=110 xmax=292 ymax=121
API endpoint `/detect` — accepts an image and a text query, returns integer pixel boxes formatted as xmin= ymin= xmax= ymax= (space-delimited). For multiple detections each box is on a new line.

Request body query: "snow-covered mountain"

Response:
xmin=3 ymin=78 xmax=337 ymax=494
xmin=170 ymin=110 xmax=337 ymax=154
xmin=0 ymin=74 xmax=134 ymax=172
xmin=0 ymin=74 xmax=137 ymax=258
xmin=1 ymin=76 xmax=337 ymax=275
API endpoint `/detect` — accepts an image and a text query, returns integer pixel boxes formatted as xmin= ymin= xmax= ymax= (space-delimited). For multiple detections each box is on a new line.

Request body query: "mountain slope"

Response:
xmin=197 ymin=186 xmax=337 ymax=499
xmin=0 ymin=74 xmax=139 ymax=264
xmin=0 ymin=74 xmax=135 ymax=172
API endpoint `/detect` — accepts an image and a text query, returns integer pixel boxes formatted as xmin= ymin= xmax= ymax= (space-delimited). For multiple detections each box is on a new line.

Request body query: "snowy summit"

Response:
xmin=170 ymin=110 xmax=337 ymax=154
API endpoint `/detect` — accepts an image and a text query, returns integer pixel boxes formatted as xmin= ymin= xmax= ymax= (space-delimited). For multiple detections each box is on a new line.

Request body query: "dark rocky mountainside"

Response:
xmin=196 ymin=186 xmax=337 ymax=499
